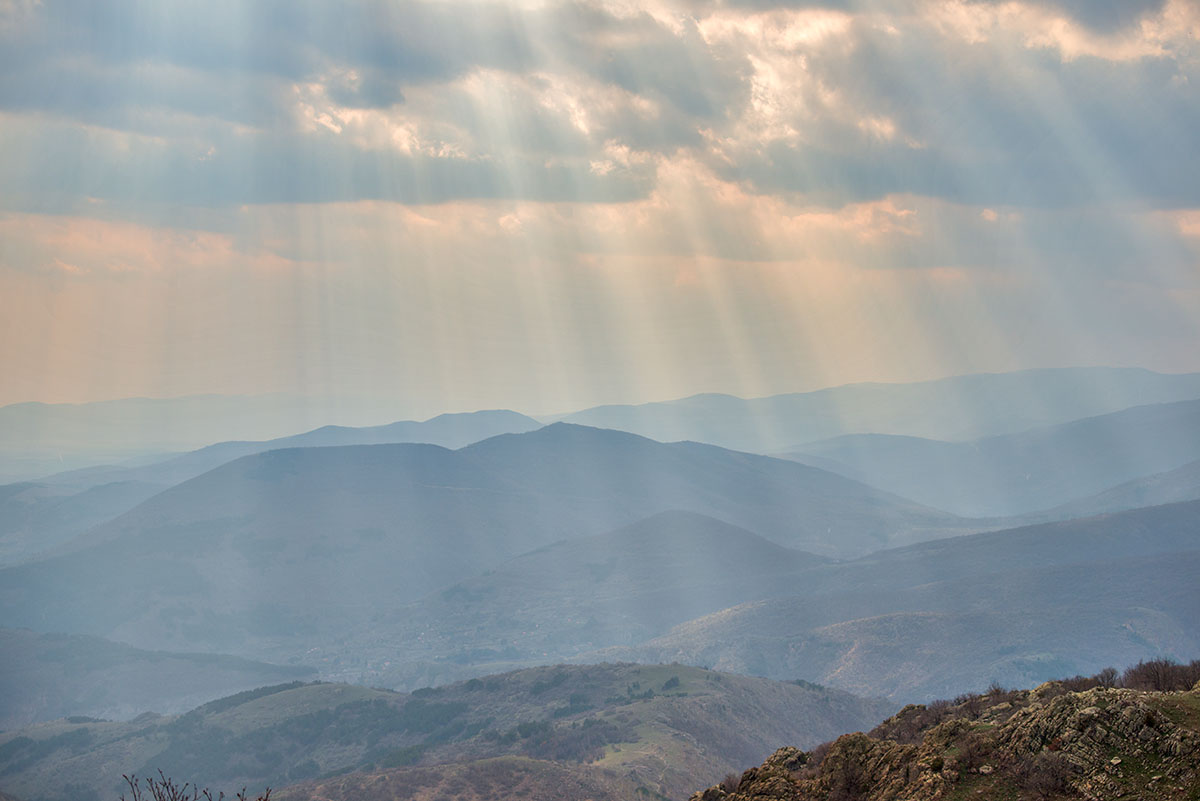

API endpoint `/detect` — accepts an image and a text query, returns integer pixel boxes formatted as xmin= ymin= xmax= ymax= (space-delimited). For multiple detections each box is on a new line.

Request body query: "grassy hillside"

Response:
xmin=0 ymin=628 xmax=315 ymax=730
xmin=0 ymin=664 xmax=893 ymax=801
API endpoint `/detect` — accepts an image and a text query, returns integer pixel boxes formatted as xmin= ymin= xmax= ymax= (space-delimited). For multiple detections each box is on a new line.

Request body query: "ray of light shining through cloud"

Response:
xmin=0 ymin=0 xmax=1197 ymax=417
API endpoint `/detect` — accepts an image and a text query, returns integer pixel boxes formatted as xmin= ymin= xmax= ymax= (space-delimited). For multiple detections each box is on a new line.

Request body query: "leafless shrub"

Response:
xmin=1121 ymin=658 xmax=1200 ymax=691
xmin=1020 ymin=752 xmax=1072 ymax=799
xmin=120 ymin=772 xmax=270 ymax=801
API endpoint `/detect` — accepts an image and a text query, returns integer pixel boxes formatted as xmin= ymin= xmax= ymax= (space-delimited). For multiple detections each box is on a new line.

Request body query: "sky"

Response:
xmin=1 ymin=0 xmax=1198 ymax=417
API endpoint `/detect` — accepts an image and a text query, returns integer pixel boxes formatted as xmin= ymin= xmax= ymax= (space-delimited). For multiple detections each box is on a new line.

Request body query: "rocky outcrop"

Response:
xmin=691 ymin=683 xmax=1200 ymax=801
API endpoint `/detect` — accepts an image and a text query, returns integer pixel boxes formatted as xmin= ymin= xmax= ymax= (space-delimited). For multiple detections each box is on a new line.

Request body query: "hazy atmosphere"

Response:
xmin=2 ymin=3 xmax=1199 ymax=801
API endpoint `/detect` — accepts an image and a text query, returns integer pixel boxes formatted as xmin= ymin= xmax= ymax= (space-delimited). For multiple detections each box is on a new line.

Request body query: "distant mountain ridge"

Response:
xmin=0 ymin=424 xmax=965 ymax=666
xmin=556 ymin=367 xmax=1200 ymax=452
xmin=781 ymin=398 xmax=1200 ymax=516
xmin=0 ymin=393 xmax=421 ymax=483
xmin=0 ymin=410 xmax=542 ymax=565
xmin=39 ymin=409 xmax=544 ymax=489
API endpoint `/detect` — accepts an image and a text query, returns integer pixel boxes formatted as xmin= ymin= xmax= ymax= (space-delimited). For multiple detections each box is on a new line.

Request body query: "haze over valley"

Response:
xmin=3 ymin=0 xmax=1199 ymax=799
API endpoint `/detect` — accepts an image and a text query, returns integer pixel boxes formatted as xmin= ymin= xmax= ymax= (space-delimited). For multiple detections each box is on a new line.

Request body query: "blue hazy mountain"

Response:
xmin=39 ymin=409 xmax=544 ymax=489
xmin=0 ymin=627 xmax=314 ymax=729
xmin=593 ymin=500 xmax=1200 ymax=701
xmin=781 ymin=399 xmax=1200 ymax=516
xmin=1042 ymin=458 xmax=1200 ymax=520
xmin=0 ymin=425 xmax=964 ymax=663
xmin=0 ymin=393 xmax=419 ymax=483
xmin=556 ymin=367 xmax=1200 ymax=453
xmin=349 ymin=511 xmax=831 ymax=687
xmin=0 ymin=480 xmax=167 ymax=566
xmin=0 ymin=410 xmax=542 ymax=565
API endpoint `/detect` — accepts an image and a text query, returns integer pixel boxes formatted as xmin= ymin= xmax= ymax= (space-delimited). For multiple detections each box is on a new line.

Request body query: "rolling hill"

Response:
xmin=0 ymin=664 xmax=894 ymax=801
xmin=333 ymin=511 xmax=830 ymax=689
xmin=591 ymin=501 xmax=1200 ymax=701
xmin=781 ymin=398 xmax=1200 ymax=516
xmin=0 ymin=411 xmax=542 ymax=566
xmin=0 ymin=425 xmax=964 ymax=664
xmin=287 ymin=500 xmax=1200 ymax=696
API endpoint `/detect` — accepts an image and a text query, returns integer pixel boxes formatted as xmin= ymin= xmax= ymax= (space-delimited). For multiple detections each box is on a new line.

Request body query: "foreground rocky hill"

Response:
xmin=692 ymin=678 xmax=1200 ymax=801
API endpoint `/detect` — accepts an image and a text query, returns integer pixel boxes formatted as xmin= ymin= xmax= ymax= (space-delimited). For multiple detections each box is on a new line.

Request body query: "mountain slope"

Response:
xmin=0 ymin=425 xmax=964 ymax=661
xmin=0 ymin=628 xmax=315 ymax=730
xmin=592 ymin=501 xmax=1200 ymax=701
xmin=556 ymin=367 xmax=1200 ymax=452
xmin=0 ymin=480 xmax=165 ymax=565
xmin=1042 ymin=458 xmax=1200 ymax=521
xmin=342 ymin=511 xmax=830 ymax=688
xmin=458 ymin=425 xmax=963 ymax=556
xmin=691 ymin=681 xmax=1200 ymax=801
xmin=0 ymin=664 xmax=894 ymax=801
xmin=782 ymin=398 xmax=1200 ymax=516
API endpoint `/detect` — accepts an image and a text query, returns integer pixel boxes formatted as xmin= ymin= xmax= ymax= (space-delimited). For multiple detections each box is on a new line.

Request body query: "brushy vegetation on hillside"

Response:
xmin=692 ymin=659 xmax=1200 ymax=801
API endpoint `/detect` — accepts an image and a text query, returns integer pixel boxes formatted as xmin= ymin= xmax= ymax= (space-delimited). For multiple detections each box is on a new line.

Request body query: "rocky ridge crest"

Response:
xmin=691 ymin=681 xmax=1200 ymax=801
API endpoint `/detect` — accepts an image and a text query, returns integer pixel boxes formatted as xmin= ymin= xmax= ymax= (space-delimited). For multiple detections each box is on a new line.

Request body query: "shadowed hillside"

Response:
xmin=0 ymin=425 xmax=964 ymax=664
xmin=0 ymin=481 xmax=164 ymax=565
xmin=337 ymin=511 xmax=830 ymax=688
xmin=593 ymin=502 xmax=1200 ymax=701
xmin=0 ymin=664 xmax=893 ymax=801
xmin=0 ymin=628 xmax=315 ymax=730
xmin=1040 ymin=458 xmax=1200 ymax=521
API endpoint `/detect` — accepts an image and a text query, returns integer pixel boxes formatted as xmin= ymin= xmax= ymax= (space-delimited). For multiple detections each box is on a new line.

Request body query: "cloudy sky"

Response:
xmin=1 ymin=0 xmax=1198 ymax=416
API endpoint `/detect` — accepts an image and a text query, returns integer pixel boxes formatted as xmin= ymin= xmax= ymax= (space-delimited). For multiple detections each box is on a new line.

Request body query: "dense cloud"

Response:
xmin=0 ymin=0 xmax=1196 ymax=211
